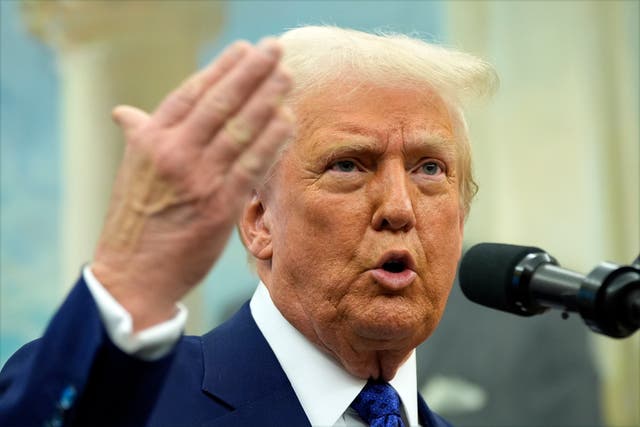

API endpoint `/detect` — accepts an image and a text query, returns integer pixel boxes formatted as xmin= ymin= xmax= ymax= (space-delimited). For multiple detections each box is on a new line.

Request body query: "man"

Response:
xmin=0 ymin=26 xmax=497 ymax=426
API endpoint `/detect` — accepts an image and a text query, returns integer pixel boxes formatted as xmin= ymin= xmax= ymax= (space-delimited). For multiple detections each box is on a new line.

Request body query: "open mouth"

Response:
xmin=376 ymin=251 xmax=415 ymax=274
xmin=382 ymin=259 xmax=407 ymax=273
xmin=372 ymin=251 xmax=417 ymax=290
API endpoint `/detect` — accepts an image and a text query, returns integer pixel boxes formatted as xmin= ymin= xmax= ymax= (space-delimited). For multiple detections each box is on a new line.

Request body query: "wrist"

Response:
xmin=91 ymin=259 xmax=178 ymax=332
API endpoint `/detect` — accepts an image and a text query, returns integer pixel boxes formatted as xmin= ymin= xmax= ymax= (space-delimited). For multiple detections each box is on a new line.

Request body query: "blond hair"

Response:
xmin=279 ymin=26 xmax=498 ymax=216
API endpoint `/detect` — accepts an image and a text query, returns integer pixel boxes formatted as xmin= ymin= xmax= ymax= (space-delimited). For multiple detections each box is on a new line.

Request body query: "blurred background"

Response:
xmin=1 ymin=1 xmax=638 ymax=426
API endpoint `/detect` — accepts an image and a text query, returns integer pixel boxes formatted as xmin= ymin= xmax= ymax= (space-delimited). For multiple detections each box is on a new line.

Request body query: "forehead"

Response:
xmin=294 ymin=81 xmax=456 ymax=150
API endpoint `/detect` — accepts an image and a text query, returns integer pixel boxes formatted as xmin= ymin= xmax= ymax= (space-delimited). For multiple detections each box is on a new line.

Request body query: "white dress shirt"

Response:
xmin=83 ymin=266 xmax=188 ymax=360
xmin=250 ymin=281 xmax=419 ymax=426
xmin=83 ymin=267 xmax=420 ymax=426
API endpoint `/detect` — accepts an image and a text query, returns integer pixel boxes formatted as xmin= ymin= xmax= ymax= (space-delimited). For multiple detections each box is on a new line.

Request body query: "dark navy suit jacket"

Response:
xmin=0 ymin=277 xmax=452 ymax=427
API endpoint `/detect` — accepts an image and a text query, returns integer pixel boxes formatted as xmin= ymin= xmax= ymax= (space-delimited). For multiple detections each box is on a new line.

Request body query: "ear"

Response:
xmin=239 ymin=191 xmax=273 ymax=260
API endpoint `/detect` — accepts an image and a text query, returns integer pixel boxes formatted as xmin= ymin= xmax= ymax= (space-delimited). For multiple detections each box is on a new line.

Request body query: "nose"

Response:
xmin=371 ymin=162 xmax=417 ymax=232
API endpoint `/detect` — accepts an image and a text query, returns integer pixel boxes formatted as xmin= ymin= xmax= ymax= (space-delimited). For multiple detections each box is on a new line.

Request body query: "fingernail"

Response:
xmin=230 ymin=40 xmax=250 ymax=58
xmin=257 ymin=37 xmax=280 ymax=57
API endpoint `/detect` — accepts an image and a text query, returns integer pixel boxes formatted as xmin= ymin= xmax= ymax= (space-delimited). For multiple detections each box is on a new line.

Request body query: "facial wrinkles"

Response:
xmin=373 ymin=134 xmax=412 ymax=226
xmin=317 ymin=145 xmax=441 ymax=265
xmin=261 ymin=83 xmax=463 ymax=380
xmin=320 ymin=131 xmax=415 ymax=305
xmin=299 ymin=121 xmax=452 ymax=291
xmin=381 ymin=128 xmax=458 ymax=300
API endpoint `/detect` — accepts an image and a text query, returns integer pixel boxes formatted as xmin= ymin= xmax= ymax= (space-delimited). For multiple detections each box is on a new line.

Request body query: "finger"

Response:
xmin=227 ymin=107 xmax=295 ymax=193
xmin=206 ymin=66 xmax=292 ymax=166
xmin=153 ymin=40 xmax=251 ymax=127
xmin=112 ymin=105 xmax=150 ymax=137
xmin=181 ymin=38 xmax=282 ymax=144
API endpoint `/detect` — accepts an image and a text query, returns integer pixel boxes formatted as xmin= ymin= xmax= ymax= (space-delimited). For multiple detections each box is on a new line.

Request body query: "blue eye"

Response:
xmin=330 ymin=160 xmax=358 ymax=172
xmin=421 ymin=161 xmax=442 ymax=176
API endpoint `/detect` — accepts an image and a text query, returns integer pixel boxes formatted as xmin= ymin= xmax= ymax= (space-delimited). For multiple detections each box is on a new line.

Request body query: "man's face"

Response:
xmin=258 ymin=82 xmax=464 ymax=380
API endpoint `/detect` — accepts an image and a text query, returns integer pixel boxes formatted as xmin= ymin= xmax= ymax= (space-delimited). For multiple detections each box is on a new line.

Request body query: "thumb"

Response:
xmin=111 ymin=105 xmax=150 ymax=133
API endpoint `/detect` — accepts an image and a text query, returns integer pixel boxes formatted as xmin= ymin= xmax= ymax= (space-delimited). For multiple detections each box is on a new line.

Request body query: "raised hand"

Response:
xmin=91 ymin=39 xmax=294 ymax=330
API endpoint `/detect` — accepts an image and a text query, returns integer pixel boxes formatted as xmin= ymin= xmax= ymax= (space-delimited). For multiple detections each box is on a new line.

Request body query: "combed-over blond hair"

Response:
xmin=278 ymin=25 xmax=498 ymax=216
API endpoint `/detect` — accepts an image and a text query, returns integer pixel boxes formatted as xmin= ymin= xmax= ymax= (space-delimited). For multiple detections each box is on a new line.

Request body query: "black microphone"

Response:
xmin=459 ymin=243 xmax=640 ymax=338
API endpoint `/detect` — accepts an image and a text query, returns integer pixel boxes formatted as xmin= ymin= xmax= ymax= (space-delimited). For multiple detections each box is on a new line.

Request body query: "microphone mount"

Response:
xmin=510 ymin=252 xmax=639 ymax=338
xmin=578 ymin=259 xmax=640 ymax=338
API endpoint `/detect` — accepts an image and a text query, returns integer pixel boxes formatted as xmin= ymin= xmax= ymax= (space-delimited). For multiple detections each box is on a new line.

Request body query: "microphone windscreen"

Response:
xmin=459 ymin=243 xmax=544 ymax=316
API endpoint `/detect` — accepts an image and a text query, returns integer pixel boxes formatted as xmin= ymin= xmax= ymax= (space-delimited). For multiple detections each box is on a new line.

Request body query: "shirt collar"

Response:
xmin=250 ymin=281 xmax=418 ymax=426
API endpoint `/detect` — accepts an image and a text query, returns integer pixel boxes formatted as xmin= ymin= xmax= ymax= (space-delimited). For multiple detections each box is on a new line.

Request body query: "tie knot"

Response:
xmin=351 ymin=380 xmax=405 ymax=427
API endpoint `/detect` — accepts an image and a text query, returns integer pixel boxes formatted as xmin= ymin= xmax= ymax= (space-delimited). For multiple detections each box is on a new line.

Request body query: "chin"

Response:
xmin=350 ymin=315 xmax=426 ymax=350
xmin=356 ymin=301 xmax=445 ymax=349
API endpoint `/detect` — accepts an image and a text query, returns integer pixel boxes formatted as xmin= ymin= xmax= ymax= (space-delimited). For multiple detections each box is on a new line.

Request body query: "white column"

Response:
xmin=22 ymin=0 xmax=225 ymax=334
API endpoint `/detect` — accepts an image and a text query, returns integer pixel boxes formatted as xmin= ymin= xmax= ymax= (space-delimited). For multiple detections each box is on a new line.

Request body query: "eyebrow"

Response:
xmin=311 ymin=134 xmax=458 ymax=170
xmin=321 ymin=125 xmax=457 ymax=153
xmin=409 ymin=133 xmax=458 ymax=156
xmin=317 ymin=142 xmax=383 ymax=163
xmin=309 ymin=123 xmax=380 ymax=155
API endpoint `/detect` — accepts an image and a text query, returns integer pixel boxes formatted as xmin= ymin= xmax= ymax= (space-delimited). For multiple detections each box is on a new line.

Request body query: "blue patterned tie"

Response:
xmin=351 ymin=380 xmax=406 ymax=427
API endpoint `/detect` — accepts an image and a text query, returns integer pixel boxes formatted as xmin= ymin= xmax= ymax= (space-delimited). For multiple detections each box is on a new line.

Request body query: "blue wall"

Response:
xmin=1 ymin=0 xmax=61 ymax=366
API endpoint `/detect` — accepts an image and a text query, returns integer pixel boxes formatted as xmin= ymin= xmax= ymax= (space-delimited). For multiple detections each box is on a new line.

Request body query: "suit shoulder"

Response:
xmin=0 ymin=339 xmax=41 ymax=391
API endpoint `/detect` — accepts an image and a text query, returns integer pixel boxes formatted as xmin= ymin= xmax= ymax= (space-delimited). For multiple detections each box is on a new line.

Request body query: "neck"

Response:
xmin=260 ymin=269 xmax=414 ymax=381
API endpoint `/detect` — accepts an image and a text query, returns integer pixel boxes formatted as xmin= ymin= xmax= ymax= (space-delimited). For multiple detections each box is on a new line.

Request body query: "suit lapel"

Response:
xmin=197 ymin=302 xmax=449 ymax=427
xmin=200 ymin=387 xmax=311 ymax=427
xmin=199 ymin=303 xmax=310 ymax=427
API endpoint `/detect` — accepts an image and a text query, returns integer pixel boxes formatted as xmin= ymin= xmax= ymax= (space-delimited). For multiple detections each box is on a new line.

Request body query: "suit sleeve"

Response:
xmin=0 ymin=276 xmax=177 ymax=427
xmin=82 ymin=266 xmax=187 ymax=361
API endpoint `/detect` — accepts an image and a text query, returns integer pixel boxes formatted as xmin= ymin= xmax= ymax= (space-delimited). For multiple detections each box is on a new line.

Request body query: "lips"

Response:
xmin=370 ymin=250 xmax=417 ymax=290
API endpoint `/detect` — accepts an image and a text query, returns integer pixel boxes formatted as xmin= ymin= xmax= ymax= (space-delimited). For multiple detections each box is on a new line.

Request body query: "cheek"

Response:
xmin=419 ymin=191 xmax=463 ymax=245
xmin=275 ymin=192 xmax=372 ymax=303
xmin=292 ymin=191 xmax=368 ymax=248
xmin=271 ymin=191 xmax=365 ymax=288
xmin=417 ymin=196 xmax=463 ymax=288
